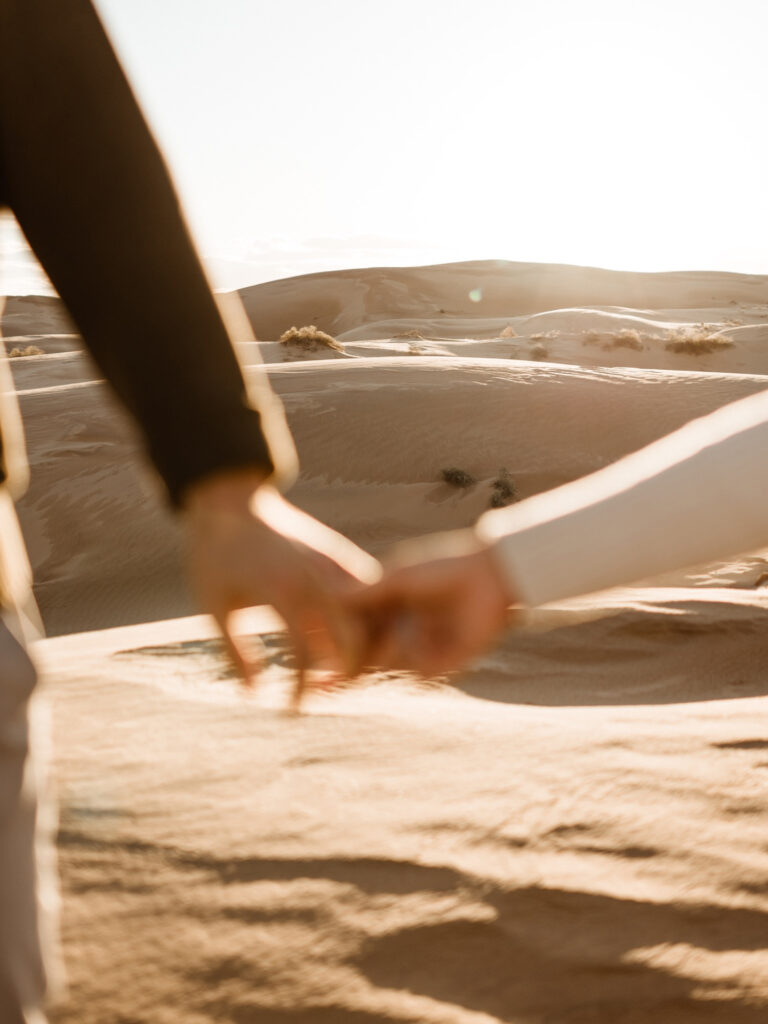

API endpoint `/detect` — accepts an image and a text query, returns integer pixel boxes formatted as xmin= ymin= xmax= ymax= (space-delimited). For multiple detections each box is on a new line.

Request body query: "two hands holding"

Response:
xmin=184 ymin=469 xmax=515 ymax=705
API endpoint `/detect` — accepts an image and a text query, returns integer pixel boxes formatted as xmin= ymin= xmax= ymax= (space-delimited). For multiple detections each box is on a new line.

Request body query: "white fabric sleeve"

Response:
xmin=475 ymin=388 xmax=768 ymax=607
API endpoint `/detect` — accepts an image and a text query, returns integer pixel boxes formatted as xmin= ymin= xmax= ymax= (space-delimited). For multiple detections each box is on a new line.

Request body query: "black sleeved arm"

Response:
xmin=0 ymin=0 xmax=291 ymax=504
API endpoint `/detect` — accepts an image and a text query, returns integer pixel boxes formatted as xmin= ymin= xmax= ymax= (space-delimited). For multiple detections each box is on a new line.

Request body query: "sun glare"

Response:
xmin=38 ymin=0 xmax=768 ymax=279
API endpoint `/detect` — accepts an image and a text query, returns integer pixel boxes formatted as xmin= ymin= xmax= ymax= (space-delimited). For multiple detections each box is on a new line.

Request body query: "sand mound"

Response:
xmin=15 ymin=357 xmax=768 ymax=635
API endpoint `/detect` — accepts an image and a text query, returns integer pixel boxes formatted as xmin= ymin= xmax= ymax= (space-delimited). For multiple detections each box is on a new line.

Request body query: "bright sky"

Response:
xmin=4 ymin=0 xmax=768 ymax=292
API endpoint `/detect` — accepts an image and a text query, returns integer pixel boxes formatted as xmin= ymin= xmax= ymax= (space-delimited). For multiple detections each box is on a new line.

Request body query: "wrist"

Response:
xmin=477 ymin=537 xmax=520 ymax=608
xmin=181 ymin=466 xmax=270 ymax=517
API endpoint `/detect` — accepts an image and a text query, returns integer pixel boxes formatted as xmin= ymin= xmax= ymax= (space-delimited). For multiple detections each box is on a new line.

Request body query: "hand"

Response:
xmin=183 ymin=469 xmax=381 ymax=705
xmin=346 ymin=530 xmax=518 ymax=678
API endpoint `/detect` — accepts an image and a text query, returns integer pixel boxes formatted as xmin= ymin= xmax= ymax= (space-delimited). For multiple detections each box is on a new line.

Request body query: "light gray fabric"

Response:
xmin=477 ymin=388 xmax=768 ymax=606
xmin=0 ymin=618 xmax=54 ymax=1024
xmin=0 ymin=301 xmax=30 ymax=501
xmin=0 ymin=490 xmax=43 ymax=645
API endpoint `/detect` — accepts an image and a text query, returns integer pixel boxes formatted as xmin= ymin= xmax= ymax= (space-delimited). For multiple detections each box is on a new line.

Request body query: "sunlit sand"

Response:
xmin=7 ymin=259 xmax=768 ymax=1022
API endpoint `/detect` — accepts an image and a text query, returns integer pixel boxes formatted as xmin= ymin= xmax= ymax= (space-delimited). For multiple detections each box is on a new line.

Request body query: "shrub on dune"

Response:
xmin=529 ymin=330 xmax=559 ymax=341
xmin=664 ymin=326 xmax=734 ymax=355
xmin=607 ymin=328 xmax=644 ymax=351
xmin=499 ymin=325 xmax=518 ymax=338
xmin=9 ymin=345 xmax=44 ymax=357
xmin=392 ymin=330 xmax=432 ymax=354
xmin=441 ymin=467 xmax=476 ymax=488
xmin=278 ymin=325 xmax=344 ymax=352
xmin=489 ymin=467 xmax=517 ymax=508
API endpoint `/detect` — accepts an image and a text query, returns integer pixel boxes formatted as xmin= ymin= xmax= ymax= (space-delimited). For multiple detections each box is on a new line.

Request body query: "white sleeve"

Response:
xmin=475 ymin=389 xmax=768 ymax=607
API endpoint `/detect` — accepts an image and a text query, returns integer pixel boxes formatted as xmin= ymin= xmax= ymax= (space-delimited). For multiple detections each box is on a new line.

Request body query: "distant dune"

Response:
xmin=7 ymin=258 xmax=768 ymax=341
xmin=236 ymin=259 xmax=768 ymax=338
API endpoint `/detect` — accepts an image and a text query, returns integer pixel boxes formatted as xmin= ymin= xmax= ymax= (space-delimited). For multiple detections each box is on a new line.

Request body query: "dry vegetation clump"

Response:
xmin=529 ymin=330 xmax=559 ymax=342
xmin=489 ymin=467 xmax=517 ymax=508
xmin=583 ymin=329 xmax=602 ymax=346
xmin=9 ymin=345 xmax=44 ymax=357
xmin=499 ymin=324 xmax=518 ymax=338
xmin=278 ymin=325 xmax=344 ymax=352
xmin=664 ymin=326 xmax=734 ymax=355
xmin=441 ymin=467 xmax=475 ymax=488
xmin=529 ymin=342 xmax=549 ymax=360
xmin=606 ymin=328 xmax=644 ymax=351
xmin=392 ymin=329 xmax=433 ymax=353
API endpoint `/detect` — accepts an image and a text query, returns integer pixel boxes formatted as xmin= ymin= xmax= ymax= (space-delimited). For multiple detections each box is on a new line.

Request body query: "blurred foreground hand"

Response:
xmin=345 ymin=531 xmax=518 ymax=678
xmin=183 ymin=469 xmax=381 ymax=705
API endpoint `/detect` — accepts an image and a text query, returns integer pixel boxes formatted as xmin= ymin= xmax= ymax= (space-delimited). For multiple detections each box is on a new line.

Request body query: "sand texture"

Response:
xmin=3 ymin=260 xmax=768 ymax=1022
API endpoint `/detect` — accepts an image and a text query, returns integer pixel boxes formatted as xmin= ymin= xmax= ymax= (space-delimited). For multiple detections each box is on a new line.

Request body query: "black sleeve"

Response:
xmin=0 ymin=0 xmax=284 ymax=505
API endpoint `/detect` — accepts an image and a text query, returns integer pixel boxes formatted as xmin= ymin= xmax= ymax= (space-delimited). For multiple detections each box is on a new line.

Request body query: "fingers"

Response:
xmin=286 ymin=621 xmax=311 ymax=713
xmin=213 ymin=603 xmax=319 ymax=713
xmin=325 ymin=604 xmax=368 ymax=679
xmin=341 ymin=570 xmax=405 ymax=612
xmin=213 ymin=609 xmax=263 ymax=688
xmin=253 ymin=486 xmax=383 ymax=584
xmin=304 ymin=565 xmax=371 ymax=679
xmin=340 ymin=565 xmax=451 ymax=675
xmin=366 ymin=609 xmax=422 ymax=673
xmin=331 ymin=573 xmax=415 ymax=674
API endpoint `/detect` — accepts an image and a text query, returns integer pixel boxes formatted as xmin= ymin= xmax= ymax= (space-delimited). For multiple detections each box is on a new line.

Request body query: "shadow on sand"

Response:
xmin=455 ymin=595 xmax=768 ymax=706
xmin=57 ymin=829 xmax=768 ymax=1024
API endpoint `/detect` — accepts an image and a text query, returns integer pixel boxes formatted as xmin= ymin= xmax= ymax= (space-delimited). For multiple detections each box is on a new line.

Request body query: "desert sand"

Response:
xmin=3 ymin=259 xmax=768 ymax=1022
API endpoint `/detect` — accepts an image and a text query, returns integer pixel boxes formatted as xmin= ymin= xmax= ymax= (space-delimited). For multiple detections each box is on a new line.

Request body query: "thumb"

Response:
xmin=336 ymin=569 xmax=408 ymax=612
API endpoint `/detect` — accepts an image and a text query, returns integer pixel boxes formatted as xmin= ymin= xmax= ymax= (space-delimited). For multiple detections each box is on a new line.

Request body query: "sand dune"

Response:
xmin=14 ymin=357 xmax=768 ymax=634
xmin=235 ymin=260 xmax=768 ymax=339
xmin=4 ymin=260 xmax=768 ymax=1022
